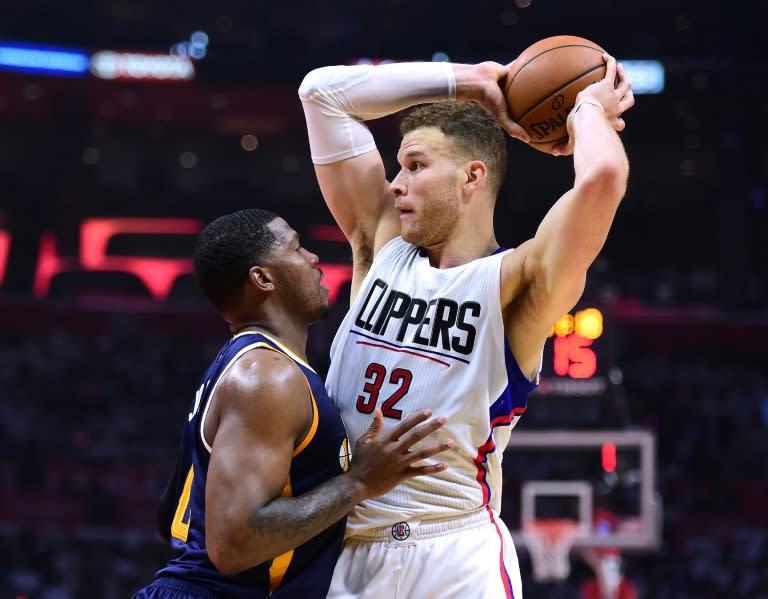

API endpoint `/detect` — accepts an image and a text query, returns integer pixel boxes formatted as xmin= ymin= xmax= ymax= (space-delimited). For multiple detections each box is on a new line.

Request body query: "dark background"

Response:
xmin=1 ymin=1 xmax=767 ymax=597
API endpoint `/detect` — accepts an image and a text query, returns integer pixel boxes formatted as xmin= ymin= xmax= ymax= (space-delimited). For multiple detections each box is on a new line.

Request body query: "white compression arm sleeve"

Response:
xmin=298 ymin=62 xmax=456 ymax=165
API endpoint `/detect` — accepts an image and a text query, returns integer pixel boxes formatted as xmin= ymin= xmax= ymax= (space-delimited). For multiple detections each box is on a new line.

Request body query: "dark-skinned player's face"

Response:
xmin=265 ymin=218 xmax=330 ymax=322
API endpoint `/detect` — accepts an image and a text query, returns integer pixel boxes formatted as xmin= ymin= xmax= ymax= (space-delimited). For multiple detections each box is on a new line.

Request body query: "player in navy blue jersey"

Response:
xmin=131 ymin=208 xmax=453 ymax=599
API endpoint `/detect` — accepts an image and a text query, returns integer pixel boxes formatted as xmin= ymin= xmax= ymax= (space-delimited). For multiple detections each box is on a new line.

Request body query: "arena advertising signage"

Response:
xmin=0 ymin=40 xmax=194 ymax=81
xmin=90 ymin=51 xmax=194 ymax=81
xmin=0 ymin=41 xmax=90 ymax=77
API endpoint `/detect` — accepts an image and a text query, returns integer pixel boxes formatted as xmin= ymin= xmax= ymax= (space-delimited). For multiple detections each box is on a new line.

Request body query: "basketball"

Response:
xmin=504 ymin=35 xmax=607 ymax=154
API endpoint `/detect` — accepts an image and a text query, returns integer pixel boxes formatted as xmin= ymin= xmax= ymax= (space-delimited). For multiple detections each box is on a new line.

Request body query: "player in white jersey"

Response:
xmin=299 ymin=55 xmax=634 ymax=598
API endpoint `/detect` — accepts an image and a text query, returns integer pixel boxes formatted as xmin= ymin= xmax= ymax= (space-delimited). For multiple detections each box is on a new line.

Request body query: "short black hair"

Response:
xmin=193 ymin=208 xmax=279 ymax=309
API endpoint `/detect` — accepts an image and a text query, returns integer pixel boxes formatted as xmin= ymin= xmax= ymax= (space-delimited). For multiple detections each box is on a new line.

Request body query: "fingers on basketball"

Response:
xmin=504 ymin=35 xmax=609 ymax=155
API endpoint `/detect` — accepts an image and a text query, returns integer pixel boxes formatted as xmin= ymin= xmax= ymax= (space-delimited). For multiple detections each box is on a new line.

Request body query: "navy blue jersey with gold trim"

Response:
xmin=154 ymin=331 xmax=350 ymax=598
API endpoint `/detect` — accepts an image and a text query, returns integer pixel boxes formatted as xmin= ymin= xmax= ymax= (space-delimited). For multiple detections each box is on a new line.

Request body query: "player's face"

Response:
xmin=265 ymin=218 xmax=330 ymax=321
xmin=391 ymin=128 xmax=463 ymax=248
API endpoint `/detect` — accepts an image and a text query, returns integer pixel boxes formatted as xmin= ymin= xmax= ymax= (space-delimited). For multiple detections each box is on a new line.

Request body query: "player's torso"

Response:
xmin=326 ymin=238 xmax=535 ymax=534
xmin=158 ymin=332 xmax=349 ymax=598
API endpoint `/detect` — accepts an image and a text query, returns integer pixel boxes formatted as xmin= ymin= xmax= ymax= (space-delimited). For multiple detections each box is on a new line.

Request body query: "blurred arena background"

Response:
xmin=0 ymin=1 xmax=766 ymax=597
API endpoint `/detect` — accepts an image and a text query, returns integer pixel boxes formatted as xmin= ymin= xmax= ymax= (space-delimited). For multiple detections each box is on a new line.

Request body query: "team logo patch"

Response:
xmin=391 ymin=522 xmax=411 ymax=541
xmin=338 ymin=438 xmax=351 ymax=472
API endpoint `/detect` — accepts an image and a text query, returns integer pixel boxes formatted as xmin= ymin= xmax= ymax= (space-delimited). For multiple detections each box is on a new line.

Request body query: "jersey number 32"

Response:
xmin=355 ymin=362 xmax=413 ymax=420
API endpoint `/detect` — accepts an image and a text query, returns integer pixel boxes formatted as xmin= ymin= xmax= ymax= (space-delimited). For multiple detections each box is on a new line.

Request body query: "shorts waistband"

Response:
xmin=350 ymin=508 xmax=493 ymax=543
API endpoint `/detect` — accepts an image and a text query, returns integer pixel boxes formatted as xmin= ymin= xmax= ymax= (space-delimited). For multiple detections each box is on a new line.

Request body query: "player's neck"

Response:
xmin=420 ymin=232 xmax=499 ymax=269
xmin=230 ymin=319 xmax=275 ymax=335
xmin=230 ymin=320 xmax=309 ymax=360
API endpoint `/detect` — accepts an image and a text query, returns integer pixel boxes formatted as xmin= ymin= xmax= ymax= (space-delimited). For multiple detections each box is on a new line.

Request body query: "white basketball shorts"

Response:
xmin=327 ymin=507 xmax=523 ymax=599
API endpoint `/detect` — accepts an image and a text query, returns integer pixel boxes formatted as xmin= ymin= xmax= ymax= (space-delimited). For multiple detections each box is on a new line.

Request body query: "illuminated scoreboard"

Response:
xmin=528 ymin=304 xmax=617 ymax=427
xmin=550 ymin=307 xmax=604 ymax=379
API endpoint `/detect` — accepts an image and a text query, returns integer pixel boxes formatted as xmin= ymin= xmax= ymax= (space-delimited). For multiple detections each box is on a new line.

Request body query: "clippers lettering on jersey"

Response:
xmin=354 ymin=278 xmax=480 ymax=356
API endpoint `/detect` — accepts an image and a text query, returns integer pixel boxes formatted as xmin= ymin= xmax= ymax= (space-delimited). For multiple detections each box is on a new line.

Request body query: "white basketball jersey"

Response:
xmin=325 ymin=237 xmax=537 ymax=537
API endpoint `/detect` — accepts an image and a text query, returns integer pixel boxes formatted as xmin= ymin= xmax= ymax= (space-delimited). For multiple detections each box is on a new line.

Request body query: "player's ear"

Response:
xmin=249 ymin=266 xmax=275 ymax=292
xmin=463 ymin=160 xmax=487 ymax=192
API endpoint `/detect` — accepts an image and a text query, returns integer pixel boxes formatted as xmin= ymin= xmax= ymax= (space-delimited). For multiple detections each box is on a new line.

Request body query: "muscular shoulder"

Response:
xmin=213 ymin=347 xmax=310 ymax=436
xmin=223 ymin=347 xmax=306 ymax=402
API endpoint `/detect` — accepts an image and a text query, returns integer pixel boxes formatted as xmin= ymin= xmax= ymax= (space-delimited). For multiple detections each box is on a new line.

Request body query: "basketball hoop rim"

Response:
xmin=523 ymin=517 xmax=585 ymax=541
xmin=522 ymin=518 xmax=584 ymax=582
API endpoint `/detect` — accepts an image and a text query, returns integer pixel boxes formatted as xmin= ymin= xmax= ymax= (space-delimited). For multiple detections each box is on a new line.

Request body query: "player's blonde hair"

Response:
xmin=400 ymin=100 xmax=507 ymax=196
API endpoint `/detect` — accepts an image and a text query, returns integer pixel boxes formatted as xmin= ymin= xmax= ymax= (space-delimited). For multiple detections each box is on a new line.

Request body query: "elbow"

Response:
xmin=207 ymin=532 xmax=263 ymax=576
xmin=298 ymin=66 xmax=342 ymax=102
xmin=207 ymin=531 xmax=273 ymax=576
xmin=298 ymin=68 xmax=322 ymax=101
xmin=577 ymin=158 xmax=628 ymax=204
xmin=207 ymin=540 xmax=242 ymax=576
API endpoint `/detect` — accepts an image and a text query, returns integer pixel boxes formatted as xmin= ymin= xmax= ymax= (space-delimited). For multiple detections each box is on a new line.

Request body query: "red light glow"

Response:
xmin=0 ymin=230 xmax=10 ymax=285
xmin=601 ymin=442 xmax=617 ymax=472
xmin=33 ymin=232 xmax=80 ymax=297
xmin=319 ymin=263 xmax=353 ymax=304
xmin=80 ymin=218 xmax=202 ymax=300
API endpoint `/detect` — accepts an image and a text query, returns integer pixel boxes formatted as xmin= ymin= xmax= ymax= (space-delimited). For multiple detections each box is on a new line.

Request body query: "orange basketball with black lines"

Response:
xmin=504 ymin=35 xmax=607 ymax=154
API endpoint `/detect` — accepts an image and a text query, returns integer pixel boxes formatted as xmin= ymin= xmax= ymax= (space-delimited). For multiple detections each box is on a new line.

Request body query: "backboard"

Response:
xmin=503 ymin=429 xmax=661 ymax=551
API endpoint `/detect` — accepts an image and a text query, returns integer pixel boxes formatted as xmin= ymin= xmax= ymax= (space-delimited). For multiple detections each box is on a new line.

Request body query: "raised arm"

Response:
xmin=205 ymin=348 xmax=452 ymax=575
xmin=502 ymin=55 xmax=634 ymax=379
xmin=299 ymin=63 xmax=455 ymax=291
xmin=299 ymin=61 xmax=527 ymax=297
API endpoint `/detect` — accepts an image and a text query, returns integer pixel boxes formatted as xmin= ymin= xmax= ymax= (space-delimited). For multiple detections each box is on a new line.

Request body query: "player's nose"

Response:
xmin=389 ymin=171 xmax=406 ymax=197
xmin=307 ymin=250 xmax=320 ymax=267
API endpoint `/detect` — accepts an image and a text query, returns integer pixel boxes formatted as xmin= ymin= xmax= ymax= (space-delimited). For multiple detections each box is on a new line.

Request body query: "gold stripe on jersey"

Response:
xmin=171 ymin=465 xmax=194 ymax=542
xmin=293 ymin=385 xmax=319 ymax=457
xmin=268 ymin=479 xmax=295 ymax=593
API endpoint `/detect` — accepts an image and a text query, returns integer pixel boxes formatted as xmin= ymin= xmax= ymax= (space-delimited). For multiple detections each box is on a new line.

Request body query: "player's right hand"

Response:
xmin=347 ymin=408 xmax=453 ymax=498
xmin=454 ymin=61 xmax=530 ymax=143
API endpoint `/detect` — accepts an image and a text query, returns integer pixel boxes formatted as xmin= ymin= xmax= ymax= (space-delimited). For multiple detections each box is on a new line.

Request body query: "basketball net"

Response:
xmin=523 ymin=519 xmax=581 ymax=582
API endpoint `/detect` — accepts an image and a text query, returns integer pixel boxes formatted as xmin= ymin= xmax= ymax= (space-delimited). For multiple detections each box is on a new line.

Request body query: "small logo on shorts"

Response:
xmin=391 ymin=522 xmax=411 ymax=541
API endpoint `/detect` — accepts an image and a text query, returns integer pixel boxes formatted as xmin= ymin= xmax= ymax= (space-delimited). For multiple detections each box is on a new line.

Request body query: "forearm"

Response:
xmin=213 ymin=473 xmax=365 ymax=574
xmin=570 ymin=100 xmax=629 ymax=191
xmin=530 ymin=102 xmax=628 ymax=308
xmin=298 ymin=62 xmax=455 ymax=164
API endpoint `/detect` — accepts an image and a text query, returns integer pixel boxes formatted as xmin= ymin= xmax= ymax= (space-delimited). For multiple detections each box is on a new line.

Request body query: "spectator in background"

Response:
xmin=579 ymin=507 xmax=638 ymax=599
